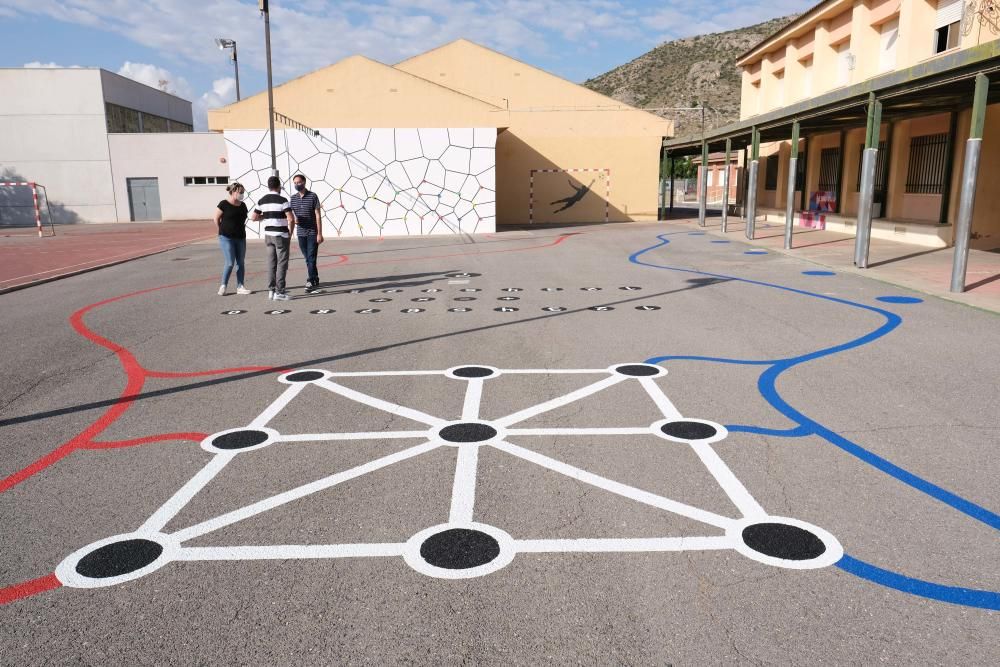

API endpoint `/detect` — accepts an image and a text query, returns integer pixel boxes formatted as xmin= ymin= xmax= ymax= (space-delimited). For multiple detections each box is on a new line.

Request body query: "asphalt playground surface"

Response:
xmin=1 ymin=221 xmax=998 ymax=664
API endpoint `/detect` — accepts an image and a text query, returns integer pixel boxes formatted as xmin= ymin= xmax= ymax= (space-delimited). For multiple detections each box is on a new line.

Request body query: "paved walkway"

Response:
xmin=0 ymin=221 xmax=215 ymax=293
xmin=666 ymin=210 xmax=1000 ymax=314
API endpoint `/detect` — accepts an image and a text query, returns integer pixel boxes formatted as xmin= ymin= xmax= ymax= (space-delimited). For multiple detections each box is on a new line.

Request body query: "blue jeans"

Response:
xmin=219 ymin=235 xmax=246 ymax=286
xmin=297 ymin=230 xmax=319 ymax=285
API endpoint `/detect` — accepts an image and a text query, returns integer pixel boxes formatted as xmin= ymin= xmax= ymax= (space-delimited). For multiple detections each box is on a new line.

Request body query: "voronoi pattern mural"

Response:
xmin=224 ymin=128 xmax=496 ymax=238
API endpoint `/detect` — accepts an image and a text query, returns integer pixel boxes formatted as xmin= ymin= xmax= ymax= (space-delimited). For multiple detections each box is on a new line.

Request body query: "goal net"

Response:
xmin=0 ymin=181 xmax=56 ymax=237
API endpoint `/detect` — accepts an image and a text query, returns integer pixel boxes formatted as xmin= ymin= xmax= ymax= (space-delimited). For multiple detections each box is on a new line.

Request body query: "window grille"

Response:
xmin=764 ymin=155 xmax=779 ymax=190
xmin=855 ymin=141 xmax=888 ymax=191
xmin=795 ymin=152 xmax=805 ymax=191
xmin=818 ymin=148 xmax=840 ymax=192
xmin=905 ymin=133 xmax=948 ymax=194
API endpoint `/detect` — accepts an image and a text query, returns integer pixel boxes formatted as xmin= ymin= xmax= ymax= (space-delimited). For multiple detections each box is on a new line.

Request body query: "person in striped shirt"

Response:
xmin=250 ymin=176 xmax=296 ymax=300
xmin=289 ymin=173 xmax=323 ymax=293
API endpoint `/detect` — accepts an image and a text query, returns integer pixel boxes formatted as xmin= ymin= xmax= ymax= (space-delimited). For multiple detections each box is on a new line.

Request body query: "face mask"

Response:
xmin=235 ymin=193 xmax=245 ymax=202
xmin=294 ymin=183 xmax=305 ymax=192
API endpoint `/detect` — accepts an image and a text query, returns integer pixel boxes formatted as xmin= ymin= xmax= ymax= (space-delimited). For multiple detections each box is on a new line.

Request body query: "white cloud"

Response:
xmin=23 ymin=61 xmax=81 ymax=68
xmin=117 ymin=61 xmax=194 ymax=100
xmin=193 ymin=77 xmax=238 ymax=131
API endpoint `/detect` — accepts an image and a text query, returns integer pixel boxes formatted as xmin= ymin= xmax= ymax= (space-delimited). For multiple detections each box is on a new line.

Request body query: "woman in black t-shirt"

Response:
xmin=213 ymin=182 xmax=251 ymax=296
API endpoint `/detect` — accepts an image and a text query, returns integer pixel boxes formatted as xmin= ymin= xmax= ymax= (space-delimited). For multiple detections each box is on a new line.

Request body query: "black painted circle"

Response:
xmin=401 ymin=308 xmax=425 ymax=313
xmin=459 ymin=288 xmax=481 ymax=293
xmin=589 ymin=306 xmax=614 ymax=311
xmin=454 ymin=297 xmax=477 ymax=302
xmin=635 ymin=305 xmax=661 ymax=311
xmin=448 ymin=307 xmax=472 ymax=312
xmin=419 ymin=528 xmax=501 ymax=570
xmin=542 ymin=306 xmax=567 ymax=312
xmin=452 ymin=366 xmax=495 ymax=378
xmin=309 ymin=309 xmax=336 ymax=315
xmin=614 ymin=364 xmax=661 ymax=377
xmin=741 ymin=523 xmax=827 ymax=561
xmin=412 ymin=297 xmax=435 ymax=302
xmin=286 ymin=370 xmax=324 ymax=382
xmin=581 ymin=287 xmax=602 ymax=291
xmin=370 ymin=298 xmax=392 ymax=303
xmin=383 ymin=289 xmax=402 ymax=293
xmin=422 ymin=288 xmax=442 ymax=293
xmin=439 ymin=422 xmax=498 ymax=443
xmin=619 ymin=286 xmax=642 ymax=291
xmin=501 ymin=288 xmax=523 ymax=292
xmin=497 ymin=296 xmax=520 ymax=301
xmin=541 ymin=287 xmax=563 ymax=292
xmin=75 ymin=539 xmax=163 ymax=578
xmin=220 ymin=310 xmax=247 ymax=315
xmin=265 ymin=310 xmax=290 ymax=315
xmin=212 ymin=429 xmax=271 ymax=450
xmin=355 ymin=309 xmax=381 ymax=314
xmin=447 ymin=272 xmax=481 ymax=278
xmin=659 ymin=421 xmax=718 ymax=440
xmin=494 ymin=307 xmax=519 ymax=312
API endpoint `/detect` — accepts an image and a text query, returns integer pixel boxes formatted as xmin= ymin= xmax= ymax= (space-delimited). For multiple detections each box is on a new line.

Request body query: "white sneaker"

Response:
xmin=273 ymin=292 xmax=292 ymax=301
xmin=305 ymin=280 xmax=314 ymax=289
xmin=268 ymin=290 xmax=275 ymax=300
xmin=236 ymin=285 xmax=252 ymax=295
xmin=218 ymin=285 xmax=226 ymax=296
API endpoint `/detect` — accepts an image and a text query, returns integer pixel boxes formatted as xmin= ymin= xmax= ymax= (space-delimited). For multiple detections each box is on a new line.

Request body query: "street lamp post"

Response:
xmin=260 ymin=0 xmax=278 ymax=178
xmin=214 ymin=38 xmax=241 ymax=101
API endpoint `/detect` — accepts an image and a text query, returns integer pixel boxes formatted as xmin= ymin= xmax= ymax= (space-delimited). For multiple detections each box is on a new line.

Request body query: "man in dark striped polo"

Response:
xmin=289 ymin=173 xmax=323 ymax=293
xmin=250 ymin=176 xmax=296 ymax=300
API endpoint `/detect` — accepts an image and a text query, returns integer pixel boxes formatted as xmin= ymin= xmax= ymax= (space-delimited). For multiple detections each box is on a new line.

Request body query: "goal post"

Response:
xmin=0 ymin=181 xmax=56 ymax=237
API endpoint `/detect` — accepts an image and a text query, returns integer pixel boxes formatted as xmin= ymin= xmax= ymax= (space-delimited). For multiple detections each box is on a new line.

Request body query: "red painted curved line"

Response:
xmin=0 ymin=573 xmax=61 ymax=605
xmin=82 ymin=432 xmax=208 ymax=450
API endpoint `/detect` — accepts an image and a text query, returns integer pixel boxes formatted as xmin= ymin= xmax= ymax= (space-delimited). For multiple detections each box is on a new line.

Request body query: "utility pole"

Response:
xmin=261 ymin=0 xmax=278 ymax=178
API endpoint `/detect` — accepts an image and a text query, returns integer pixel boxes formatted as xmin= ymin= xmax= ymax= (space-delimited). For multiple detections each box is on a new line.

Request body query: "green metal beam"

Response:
xmin=970 ymin=73 xmax=990 ymax=139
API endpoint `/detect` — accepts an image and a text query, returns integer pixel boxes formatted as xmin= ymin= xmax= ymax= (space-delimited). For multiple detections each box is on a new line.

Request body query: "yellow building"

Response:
xmin=208 ymin=39 xmax=673 ymax=228
xmin=664 ymin=0 xmax=999 ymax=289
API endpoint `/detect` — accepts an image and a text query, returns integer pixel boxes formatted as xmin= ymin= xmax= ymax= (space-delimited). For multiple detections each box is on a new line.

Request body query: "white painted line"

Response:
xmin=325 ymin=371 xmax=445 ymax=377
xmin=448 ymin=446 xmax=479 ymax=523
xmin=689 ymin=441 xmax=767 ymax=519
xmin=638 ymin=377 xmax=682 ymax=419
xmin=250 ymin=383 xmax=307 ymax=427
xmin=490 ymin=441 xmax=735 ymax=529
xmin=316 ymin=378 xmax=445 ymax=426
xmin=176 ymin=543 xmax=405 ymax=561
xmin=171 ymin=441 xmax=441 ymax=542
xmin=515 ymin=535 xmax=733 ymax=553
xmin=275 ymin=431 xmax=430 ymax=442
xmin=462 ymin=379 xmax=484 ymax=420
xmin=500 ymin=369 xmax=608 ymax=374
xmin=506 ymin=427 xmax=653 ymax=437
xmin=495 ymin=375 xmax=626 ymax=427
xmin=140 ymin=453 xmax=235 ymax=533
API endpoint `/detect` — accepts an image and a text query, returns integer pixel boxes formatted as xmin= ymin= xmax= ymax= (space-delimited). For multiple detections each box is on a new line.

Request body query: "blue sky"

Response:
xmin=1 ymin=1 xmax=811 ymax=129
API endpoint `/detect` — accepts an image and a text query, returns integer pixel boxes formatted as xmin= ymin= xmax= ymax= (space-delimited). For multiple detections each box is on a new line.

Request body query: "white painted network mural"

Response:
xmin=224 ymin=128 xmax=496 ymax=238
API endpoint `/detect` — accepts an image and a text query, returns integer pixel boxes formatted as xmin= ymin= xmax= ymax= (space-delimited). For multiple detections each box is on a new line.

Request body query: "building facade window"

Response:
xmin=905 ymin=133 xmax=948 ymax=194
xmin=764 ymin=155 xmax=779 ymax=190
xmin=105 ymin=103 xmax=140 ymax=133
xmin=879 ymin=18 xmax=899 ymax=71
xmin=934 ymin=0 xmax=963 ymax=53
xmin=169 ymin=121 xmax=194 ymax=132
xmin=184 ymin=176 xmax=230 ymax=186
xmin=818 ymin=148 xmax=841 ymax=193
xmin=836 ymin=42 xmax=852 ymax=87
xmin=801 ymin=58 xmax=813 ymax=98
xmin=142 ymin=114 xmax=169 ymax=133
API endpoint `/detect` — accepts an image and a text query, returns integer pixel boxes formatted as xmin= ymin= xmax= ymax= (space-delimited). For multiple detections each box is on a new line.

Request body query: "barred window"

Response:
xmin=795 ymin=152 xmax=805 ymax=191
xmin=183 ymin=176 xmax=230 ymax=186
xmin=905 ymin=133 xmax=948 ymax=194
xmin=764 ymin=155 xmax=779 ymax=190
xmin=817 ymin=148 xmax=840 ymax=192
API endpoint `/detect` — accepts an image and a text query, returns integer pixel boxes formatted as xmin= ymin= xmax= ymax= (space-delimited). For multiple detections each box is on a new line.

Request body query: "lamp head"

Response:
xmin=215 ymin=38 xmax=234 ymax=50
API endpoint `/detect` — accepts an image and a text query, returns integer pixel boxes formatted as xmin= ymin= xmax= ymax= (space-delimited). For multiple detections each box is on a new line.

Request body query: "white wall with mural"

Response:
xmin=224 ymin=128 xmax=496 ymax=238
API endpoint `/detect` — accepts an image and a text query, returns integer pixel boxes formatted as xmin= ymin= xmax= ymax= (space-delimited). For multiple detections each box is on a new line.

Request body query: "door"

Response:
xmin=127 ymin=178 xmax=161 ymax=221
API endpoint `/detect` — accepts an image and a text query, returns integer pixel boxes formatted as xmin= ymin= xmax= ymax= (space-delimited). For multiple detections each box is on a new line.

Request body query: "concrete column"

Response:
xmin=698 ymin=141 xmax=708 ymax=227
xmin=746 ymin=128 xmax=760 ymax=239
xmin=784 ymin=121 xmax=799 ymax=249
xmin=854 ymin=95 xmax=881 ymax=268
xmin=951 ymin=74 xmax=990 ymax=293
xmin=668 ymin=156 xmax=675 ymax=216
xmin=721 ymin=138 xmax=731 ymax=233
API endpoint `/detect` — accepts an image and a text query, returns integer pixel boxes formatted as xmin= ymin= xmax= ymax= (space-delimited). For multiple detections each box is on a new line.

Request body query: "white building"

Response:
xmin=0 ymin=67 xmax=227 ymax=224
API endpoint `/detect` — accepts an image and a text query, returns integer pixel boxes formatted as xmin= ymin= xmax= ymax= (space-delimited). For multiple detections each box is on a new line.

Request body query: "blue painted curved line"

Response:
xmin=837 ymin=554 xmax=1000 ymax=611
xmin=877 ymin=295 xmax=924 ymax=304
xmin=802 ymin=270 xmax=836 ymax=276
xmin=630 ymin=232 xmax=1000 ymax=609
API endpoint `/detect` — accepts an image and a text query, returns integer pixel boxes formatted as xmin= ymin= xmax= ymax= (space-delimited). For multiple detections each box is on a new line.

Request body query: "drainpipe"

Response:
xmin=784 ymin=120 xmax=799 ymax=249
xmin=721 ymin=138 xmax=731 ymax=233
xmin=855 ymin=93 xmax=881 ymax=268
xmin=951 ymin=74 xmax=989 ymax=293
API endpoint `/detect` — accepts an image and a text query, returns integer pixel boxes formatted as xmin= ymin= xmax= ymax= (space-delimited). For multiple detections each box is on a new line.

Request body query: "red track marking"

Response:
xmin=0 ymin=574 xmax=61 ymax=605
xmin=0 ymin=232 xmax=581 ymax=602
xmin=82 ymin=432 xmax=208 ymax=450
